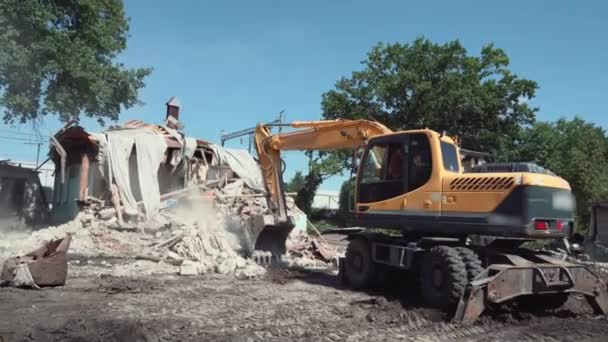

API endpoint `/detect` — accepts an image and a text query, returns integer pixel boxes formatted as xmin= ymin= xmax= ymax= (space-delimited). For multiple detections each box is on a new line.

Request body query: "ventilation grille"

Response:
xmin=470 ymin=162 xmax=555 ymax=175
xmin=450 ymin=177 xmax=515 ymax=191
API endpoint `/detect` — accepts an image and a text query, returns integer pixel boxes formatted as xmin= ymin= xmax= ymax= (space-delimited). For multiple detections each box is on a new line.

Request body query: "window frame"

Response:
xmin=440 ymin=140 xmax=460 ymax=173
xmin=359 ymin=144 xmax=388 ymax=184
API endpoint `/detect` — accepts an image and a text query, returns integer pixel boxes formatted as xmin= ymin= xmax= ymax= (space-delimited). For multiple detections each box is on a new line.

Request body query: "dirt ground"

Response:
xmin=1 ymin=254 xmax=608 ymax=342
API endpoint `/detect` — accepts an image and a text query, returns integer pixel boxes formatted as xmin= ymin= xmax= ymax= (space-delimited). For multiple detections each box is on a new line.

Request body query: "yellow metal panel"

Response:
xmin=359 ymin=131 xmax=443 ymax=214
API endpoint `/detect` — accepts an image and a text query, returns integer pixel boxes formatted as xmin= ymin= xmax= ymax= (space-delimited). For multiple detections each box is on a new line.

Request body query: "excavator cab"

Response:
xmin=355 ymin=131 xmax=437 ymax=214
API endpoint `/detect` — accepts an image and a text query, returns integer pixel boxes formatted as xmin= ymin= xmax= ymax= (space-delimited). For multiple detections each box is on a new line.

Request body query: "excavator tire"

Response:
xmin=344 ymin=238 xmax=376 ymax=290
xmin=455 ymin=247 xmax=484 ymax=281
xmin=420 ymin=246 xmax=468 ymax=309
xmin=516 ymin=293 xmax=570 ymax=312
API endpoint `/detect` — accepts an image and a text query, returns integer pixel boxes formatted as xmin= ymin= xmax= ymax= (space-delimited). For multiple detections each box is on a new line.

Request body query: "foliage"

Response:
xmin=305 ymin=37 xmax=539 ymax=200
xmin=321 ymin=37 xmax=538 ymax=154
xmin=512 ymin=117 xmax=608 ymax=230
xmin=285 ymin=171 xmax=306 ymax=193
xmin=338 ymin=177 xmax=355 ymax=217
xmin=294 ymin=170 xmax=321 ymax=214
xmin=0 ymin=0 xmax=151 ymax=125
xmin=294 ymin=151 xmax=344 ymax=214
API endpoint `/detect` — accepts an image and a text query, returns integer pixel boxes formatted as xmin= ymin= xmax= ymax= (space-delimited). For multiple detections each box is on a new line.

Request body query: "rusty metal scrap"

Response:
xmin=1 ymin=235 xmax=72 ymax=288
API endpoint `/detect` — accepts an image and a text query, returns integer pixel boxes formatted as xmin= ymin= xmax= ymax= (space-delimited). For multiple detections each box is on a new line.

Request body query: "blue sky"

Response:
xmin=1 ymin=0 xmax=606 ymax=191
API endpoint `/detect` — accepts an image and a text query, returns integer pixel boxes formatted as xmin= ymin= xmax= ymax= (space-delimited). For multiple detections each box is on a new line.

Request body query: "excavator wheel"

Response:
xmin=455 ymin=247 xmax=484 ymax=281
xmin=344 ymin=238 xmax=376 ymax=289
xmin=515 ymin=293 xmax=570 ymax=312
xmin=420 ymin=246 xmax=468 ymax=309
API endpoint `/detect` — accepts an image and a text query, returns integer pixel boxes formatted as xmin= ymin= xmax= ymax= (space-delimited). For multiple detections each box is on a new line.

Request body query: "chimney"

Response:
xmin=165 ymin=96 xmax=180 ymax=129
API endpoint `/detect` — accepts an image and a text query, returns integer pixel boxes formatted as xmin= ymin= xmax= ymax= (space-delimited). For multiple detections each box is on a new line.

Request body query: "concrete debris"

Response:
xmin=234 ymin=263 xmax=266 ymax=280
xmin=178 ymin=260 xmax=199 ymax=276
xmin=98 ymin=208 xmax=117 ymax=220
xmin=10 ymin=263 xmax=39 ymax=289
xmin=0 ymin=178 xmax=282 ymax=280
xmin=216 ymin=257 xmax=237 ymax=274
xmin=286 ymin=231 xmax=341 ymax=267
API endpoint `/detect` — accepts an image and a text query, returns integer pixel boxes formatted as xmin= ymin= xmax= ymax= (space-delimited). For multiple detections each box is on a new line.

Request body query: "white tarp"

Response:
xmin=209 ymin=144 xmax=264 ymax=191
xmin=100 ymin=128 xmax=167 ymax=218
xmin=106 ymin=130 xmax=139 ymax=215
xmin=135 ymin=132 xmax=167 ymax=217
xmin=184 ymin=137 xmax=198 ymax=160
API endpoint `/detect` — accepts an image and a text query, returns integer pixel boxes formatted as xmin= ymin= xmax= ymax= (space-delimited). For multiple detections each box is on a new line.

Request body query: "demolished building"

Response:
xmin=46 ymin=97 xmax=308 ymax=255
xmin=47 ymin=98 xmax=267 ymax=223
xmin=48 ymin=98 xmax=219 ymax=224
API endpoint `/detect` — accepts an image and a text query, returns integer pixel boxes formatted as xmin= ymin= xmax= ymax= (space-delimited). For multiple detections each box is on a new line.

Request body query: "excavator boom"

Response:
xmin=254 ymin=119 xmax=392 ymax=222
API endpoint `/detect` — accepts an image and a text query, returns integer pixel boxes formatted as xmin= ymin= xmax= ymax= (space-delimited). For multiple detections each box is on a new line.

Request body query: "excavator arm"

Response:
xmin=254 ymin=119 xmax=392 ymax=223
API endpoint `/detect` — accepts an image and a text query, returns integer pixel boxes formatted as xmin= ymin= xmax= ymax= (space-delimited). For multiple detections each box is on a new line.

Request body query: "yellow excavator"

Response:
xmin=251 ymin=119 xmax=608 ymax=322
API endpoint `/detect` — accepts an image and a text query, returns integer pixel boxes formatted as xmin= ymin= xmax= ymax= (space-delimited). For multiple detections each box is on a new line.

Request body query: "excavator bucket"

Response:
xmin=453 ymin=253 xmax=608 ymax=322
xmin=243 ymin=214 xmax=294 ymax=262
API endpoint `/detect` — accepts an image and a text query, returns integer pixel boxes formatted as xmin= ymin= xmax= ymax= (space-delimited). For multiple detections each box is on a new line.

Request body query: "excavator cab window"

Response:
xmin=358 ymin=133 xmax=433 ymax=204
xmin=360 ymin=145 xmax=387 ymax=183
xmin=408 ymin=134 xmax=432 ymax=191
xmin=440 ymin=141 xmax=460 ymax=172
xmin=358 ymin=138 xmax=408 ymax=203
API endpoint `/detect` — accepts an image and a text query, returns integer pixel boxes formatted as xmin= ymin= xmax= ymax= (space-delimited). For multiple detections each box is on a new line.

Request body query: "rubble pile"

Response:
xmin=286 ymin=231 xmax=341 ymax=268
xmin=2 ymin=179 xmax=310 ymax=281
xmin=2 ymin=176 xmax=338 ymax=286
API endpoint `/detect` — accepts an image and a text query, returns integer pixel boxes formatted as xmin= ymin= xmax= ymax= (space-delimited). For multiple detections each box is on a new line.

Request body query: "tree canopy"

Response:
xmin=291 ymin=152 xmax=344 ymax=214
xmin=321 ymin=37 xmax=538 ymax=153
xmin=285 ymin=171 xmax=306 ymax=193
xmin=512 ymin=117 xmax=608 ymax=228
xmin=0 ymin=0 xmax=151 ymax=125
xmin=320 ymin=38 xmax=540 ymax=212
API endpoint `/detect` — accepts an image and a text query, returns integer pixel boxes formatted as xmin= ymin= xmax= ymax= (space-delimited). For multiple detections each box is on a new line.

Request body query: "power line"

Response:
xmin=0 ymin=135 xmax=46 ymax=143
xmin=0 ymin=129 xmax=49 ymax=138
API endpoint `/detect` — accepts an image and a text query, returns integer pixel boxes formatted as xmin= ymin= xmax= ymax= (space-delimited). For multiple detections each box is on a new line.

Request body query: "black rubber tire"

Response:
xmin=516 ymin=293 xmax=569 ymax=312
xmin=455 ymin=247 xmax=484 ymax=281
xmin=344 ymin=238 xmax=376 ymax=289
xmin=420 ymin=246 xmax=468 ymax=309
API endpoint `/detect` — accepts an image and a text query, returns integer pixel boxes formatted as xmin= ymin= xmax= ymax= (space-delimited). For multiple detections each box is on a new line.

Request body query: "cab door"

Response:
xmin=355 ymin=132 xmax=441 ymax=228
xmin=356 ymin=137 xmax=408 ymax=204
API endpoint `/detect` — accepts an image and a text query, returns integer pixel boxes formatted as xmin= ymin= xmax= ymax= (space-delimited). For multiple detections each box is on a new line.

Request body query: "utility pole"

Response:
xmin=220 ymin=111 xmax=286 ymax=153
xmin=35 ymin=142 xmax=41 ymax=167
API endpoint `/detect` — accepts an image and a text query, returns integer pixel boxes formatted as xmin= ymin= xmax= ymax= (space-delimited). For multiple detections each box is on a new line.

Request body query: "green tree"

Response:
xmin=338 ymin=177 xmax=355 ymax=218
xmin=285 ymin=171 xmax=306 ymax=193
xmin=513 ymin=117 xmax=608 ymax=230
xmin=0 ymin=0 xmax=151 ymax=125
xmin=294 ymin=151 xmax=343 ymax=214
xmin=321 ymin=37 xmax=538 ymax=154
xmin=307 ymin=38 xmax=539 ymax=207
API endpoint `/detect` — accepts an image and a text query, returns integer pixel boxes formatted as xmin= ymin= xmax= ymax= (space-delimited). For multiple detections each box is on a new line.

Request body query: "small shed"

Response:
xmin=584 ymin=201 xmax=608 ymax=262
xmin=0 ymin=161 xmax=50 ymax=227
xmin=459 ymin=148 xmax=491 ymax=172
